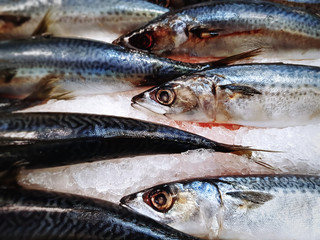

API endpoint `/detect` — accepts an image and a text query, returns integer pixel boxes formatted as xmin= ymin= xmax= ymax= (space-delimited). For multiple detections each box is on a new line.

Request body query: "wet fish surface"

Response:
xmin=132 ymin=63 xmax=320 ymax=127
xmin=0 ymin=36 xmax=250 ymax=105
xmin=149 ymin=0 xmax=320 ymax=14
xmin=121 ymin=175 xmax=320 ymax=240
xmin=0 ymin=188 xmax=200 ymax=240
xmin=0 ymin=112 xmax=255 ymax=173
xmin=114 ymin=0 xmax=320 ymax=59
xmin=0 ymin=0 xmax=168 ymax=43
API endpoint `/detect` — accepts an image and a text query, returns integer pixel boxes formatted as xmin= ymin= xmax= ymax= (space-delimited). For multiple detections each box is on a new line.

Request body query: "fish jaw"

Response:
xmin=120 ymin=182 xmax=221 ymax=239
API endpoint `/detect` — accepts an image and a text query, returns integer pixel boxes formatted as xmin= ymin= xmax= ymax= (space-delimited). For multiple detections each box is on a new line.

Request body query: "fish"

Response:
xmin=0 ymin=0 xmax=169 ymax=43
xmin=120 ymin=175 xmax=320 ymax=240
xmin=148 ymin=0 xmax=320 ymax=14
xmin=131 ymin=63 xmax=320 ymax=127
xmin=0 ymin=37 xmax=257 ymax=112
xmin=0 ymin=188 xmax=200 ymax=240
xmin=0 ymin=112 xmax=260 ymax=176
xmin=114 ymin=0 xmax=320 ymax=60
xmin=0 ymin=37 xmax=256 ymax=98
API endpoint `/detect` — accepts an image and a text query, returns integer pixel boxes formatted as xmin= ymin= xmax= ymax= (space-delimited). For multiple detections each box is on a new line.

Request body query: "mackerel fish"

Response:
xmin=0 ymin=188 xmax=200 ymax=240
xmin=114 ymin=0 xmax=320 ymax=59
xmin=132 ymin=63 xmax=320 ymax=127
xmin=0 ymin=112 xmax=257 ymax=174
xmin=121 ymin=175 xmax=320 ymax=240
xmin=0 ymin=37 xmax=254 ymax=112
xmin=149 ymin=0 xmax=320 ymax=14
xmin=0 ymin=0 xmax=168 ymax=43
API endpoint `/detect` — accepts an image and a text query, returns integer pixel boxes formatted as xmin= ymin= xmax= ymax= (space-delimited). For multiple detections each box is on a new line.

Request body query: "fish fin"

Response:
xmin=220 ymin=84 xmax=262 ymax=97
xmin=189 ymin=26 xmax=224 ymax=39
xmin=0 ymin=75 xmax=72 ymax=112
xmin=226 ymin=191 xmax=273 ymax=207
xmin=0 ymin=68 xmax=17 ymax=83
xmin=32 ymin=8 xmax=55 ymax=36
xmin=204 ymin=49 xmax=261 ymax=69
xmin=0 ymin=15 xmax=31 ymax=28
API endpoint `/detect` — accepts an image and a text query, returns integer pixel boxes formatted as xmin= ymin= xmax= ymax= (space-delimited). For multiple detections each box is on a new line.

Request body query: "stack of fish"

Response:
xmin=0 ymin=0 xmax=320 ymax=239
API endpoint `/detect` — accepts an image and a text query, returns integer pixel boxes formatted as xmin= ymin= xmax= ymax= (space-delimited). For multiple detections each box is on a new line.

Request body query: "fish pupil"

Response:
xmin=160 ymin=91 xmax=169 ymax=103
xmin=155 ymin=193 xmax=167 ymax=206
xmin=129 ymin=32 xmax=153 ymax=50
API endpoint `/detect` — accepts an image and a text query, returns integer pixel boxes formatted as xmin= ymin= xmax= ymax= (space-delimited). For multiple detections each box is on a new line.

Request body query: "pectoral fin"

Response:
xmin=32 ymin=8 xmax=55 ymax=36
xmin=0 ymin=75 xmax=72 ymax=112
xmin=190 ymin=26 xmax=224 ymax=39
xmin=227 ymin=191 xmax=273 ymax=208
xmin=220 ymin=84 xmax=262 ymax=97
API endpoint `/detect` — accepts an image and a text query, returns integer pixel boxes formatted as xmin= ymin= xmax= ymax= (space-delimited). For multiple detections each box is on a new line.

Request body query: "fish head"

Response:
xmin=131 ymin=81 xmax=200 ymax=119
xmin=113 ymin=15 xmax=189 ymax=55
xmin=132 ymin=75 xmax=217 ymax=121
xmin=120 ymin=181 xmax=221 ymax=238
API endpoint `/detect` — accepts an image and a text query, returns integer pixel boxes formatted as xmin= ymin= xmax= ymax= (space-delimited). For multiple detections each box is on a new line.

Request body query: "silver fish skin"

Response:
xmin=0 ymin=112 xmax=254 ymax=172
xmin=114 ymin=0 xmax=320 ymax=59
xmin=132 ymin=63 xmax=320 ymax=127
xmin=0 ymin=0 xmax=168 ymax=43
xmin=0 ymin=188 xmax=200 ymax=240
xmin=120 ymin=175 xmax=320 ymax=240
xmin=0 ymin=37 xmax=226 ymax=99
xmin=149 ymin=0 xmax=320 ymax=14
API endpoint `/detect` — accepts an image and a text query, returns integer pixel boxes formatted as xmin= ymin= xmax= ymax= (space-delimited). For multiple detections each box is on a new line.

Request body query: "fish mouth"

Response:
xmin=119 ymin=194 xmax=136 ymax=208
xmin=131 ymin=102 xmax=167 ymax=115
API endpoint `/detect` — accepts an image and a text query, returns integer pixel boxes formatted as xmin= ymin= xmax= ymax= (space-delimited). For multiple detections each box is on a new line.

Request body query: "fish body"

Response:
xmin=149 ymin=0 xmax=320 ymax=14
xmin=132 ymin=63 xmax=320 ymax=127
xmin=114 ymin=0 xmax=320 ymax=59
xmin=0 ymin=0 xmax=168 ymax=42
xmin=0 ymin=188 xmax=200 ymax=240
xmin=0 ymin=37 xmax=222 ymax=99
xmin=121 ymin=175 xmax=320 ymax=240
xmin=0 ymin=112 xmax=253 ymax=172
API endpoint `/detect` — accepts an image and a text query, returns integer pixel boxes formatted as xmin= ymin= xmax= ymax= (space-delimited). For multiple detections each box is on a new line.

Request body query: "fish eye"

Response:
xmin=128 ymin=32 xmax=154 ymax=50
xmin=143 ymin=188 xmax=175 ymax=213
xmin=156 ymin=89 xmax=175 ymax=105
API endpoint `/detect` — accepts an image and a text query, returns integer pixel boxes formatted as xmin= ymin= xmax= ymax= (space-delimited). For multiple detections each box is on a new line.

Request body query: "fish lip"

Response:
xmin=131 ymin=102 xmax=167 ymax=116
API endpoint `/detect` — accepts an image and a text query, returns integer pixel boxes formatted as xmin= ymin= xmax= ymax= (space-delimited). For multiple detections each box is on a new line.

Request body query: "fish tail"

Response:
xmin=215 ymin=142 xmax=277 ymax=157
xmin=202 ymin=48 xmax=262 ymax=69
xmin=215 ymin=142 xmax=280 ymax=170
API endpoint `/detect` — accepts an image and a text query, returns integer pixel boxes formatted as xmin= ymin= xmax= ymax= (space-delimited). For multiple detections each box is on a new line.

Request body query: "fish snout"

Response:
xmin=131 ymin=92 xmax=145 ymax=104
xmin=112 ymin=37 xmax=124 ymax=46
xmin=120 ymin=194 xmax=137 ymax=206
